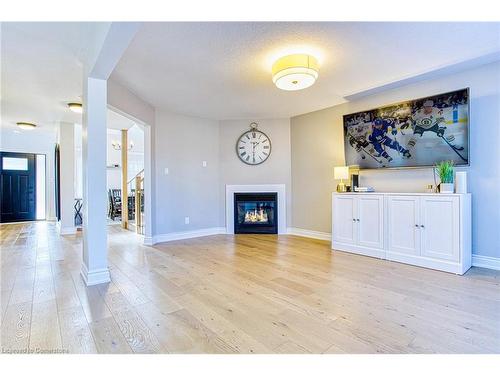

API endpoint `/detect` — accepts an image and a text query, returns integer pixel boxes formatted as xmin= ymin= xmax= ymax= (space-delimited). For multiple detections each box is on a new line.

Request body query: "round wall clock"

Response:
xmin=236 ymin=122 xmax=271 ymax=165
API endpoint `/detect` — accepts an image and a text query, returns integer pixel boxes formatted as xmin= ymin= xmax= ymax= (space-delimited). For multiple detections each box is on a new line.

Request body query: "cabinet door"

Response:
xmin=357 ymin=195 xmax=384 ymax=249
xmin=386 ymin=195 xmax=420 ymax=256
xmin=420 ymin=196 xmax=459 ymax=262
xmin=332 ymin=195 xmax=356 ymax=244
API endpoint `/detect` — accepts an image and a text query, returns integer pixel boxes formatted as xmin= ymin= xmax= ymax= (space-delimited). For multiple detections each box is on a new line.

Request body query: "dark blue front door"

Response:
xmin=0 ymin=152 xmax=36 ymax=223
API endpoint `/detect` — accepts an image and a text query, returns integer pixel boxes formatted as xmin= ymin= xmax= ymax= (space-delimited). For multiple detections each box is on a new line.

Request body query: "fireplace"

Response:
xmin=234 ymin=192 xmax=278 ymax=234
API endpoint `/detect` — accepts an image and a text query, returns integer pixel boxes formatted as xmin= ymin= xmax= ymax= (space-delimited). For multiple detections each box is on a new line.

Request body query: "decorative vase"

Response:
xmin=440 ymin=183 xmax=454 ymax=194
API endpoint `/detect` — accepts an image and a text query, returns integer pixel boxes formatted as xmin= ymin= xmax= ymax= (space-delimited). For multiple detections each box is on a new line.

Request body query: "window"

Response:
xmin=2 ymin=157 xmax=28 ymax=170
xmin=36 ymin=154 xmax=46 ymax=220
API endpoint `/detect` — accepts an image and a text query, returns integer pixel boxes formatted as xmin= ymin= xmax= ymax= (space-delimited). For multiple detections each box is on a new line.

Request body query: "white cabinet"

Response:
xmin=420 ymin=196 xmax=459 ymax=262
xmin=387 ymin=195 xmax=421 ymax=257
xmin=332 ymin=193 xmax=471 ymax=275
xmin=357 ymin=195 xmax=384 ymax=250
xmin=332 ymin=194 xmax=384 ymax=258
xmin=332 ymin=195 xmax=356 ymax=245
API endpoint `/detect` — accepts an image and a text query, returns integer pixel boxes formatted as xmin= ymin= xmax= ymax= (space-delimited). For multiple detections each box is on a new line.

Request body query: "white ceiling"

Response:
xmin=111 ymin=22 xmax=500 ymax=120
xmin=0 ymin=22 xmax=106 ymax=133
xmin=107 ymin=110 xmax=136 ymax=130
xmin=2 ymin=22 xmax=500 ymax=135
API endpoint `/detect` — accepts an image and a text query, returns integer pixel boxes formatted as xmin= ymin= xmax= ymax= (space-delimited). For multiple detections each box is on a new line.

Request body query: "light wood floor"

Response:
xmin=1 ymin=221 xmax=499 ymax=354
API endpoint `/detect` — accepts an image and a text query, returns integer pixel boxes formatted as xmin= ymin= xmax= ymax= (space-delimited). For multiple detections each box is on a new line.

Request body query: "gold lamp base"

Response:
xmin=336 ymin=181 xmax=347 ymax=193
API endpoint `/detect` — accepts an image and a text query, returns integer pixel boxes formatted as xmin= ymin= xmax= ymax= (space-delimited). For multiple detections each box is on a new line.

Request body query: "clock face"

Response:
xmin=236 ymin=130 xmax=271 ymax=165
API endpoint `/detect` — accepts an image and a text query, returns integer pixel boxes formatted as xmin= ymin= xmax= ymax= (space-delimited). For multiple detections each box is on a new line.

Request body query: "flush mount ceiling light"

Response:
xmin=67 ymin=102 xmax=83 ymax=113
xmin=16 ymin=122 xmax=37 ymax=130
xmin=272 ymin=54 xmax=319 ymax=91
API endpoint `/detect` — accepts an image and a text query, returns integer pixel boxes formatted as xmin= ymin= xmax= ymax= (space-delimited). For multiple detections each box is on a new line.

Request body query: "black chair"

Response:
xmin=127 ymin=195 xmax=135 ymax=220
xmin=74 ymin=198 xmax=83 ymax=226
xmin=109 ymin=189 xmax=122 ymax=221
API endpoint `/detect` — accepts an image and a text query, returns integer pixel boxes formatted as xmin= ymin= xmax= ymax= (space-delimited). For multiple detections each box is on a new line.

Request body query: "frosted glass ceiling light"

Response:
xmin=16 ymin=122 xmax=37 ymax=130
xmin=68 ymin=102 xmax=83 ymax=113
xmin=272 ymin=54 xmax=319 ymax=91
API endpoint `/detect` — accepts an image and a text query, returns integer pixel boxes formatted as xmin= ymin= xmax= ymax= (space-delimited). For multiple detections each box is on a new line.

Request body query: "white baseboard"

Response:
xmin=143 ymin=236 xmax=154 ymax=246
xmin=150 ymin=227 xmax=226 ymax=245
xmin=287 ymin=227 xmax=331 ymax=241
xmin=80 ymin=263 xmax=110 ymax=286
xmin=472 ymin=254 xmax=500 ymax=271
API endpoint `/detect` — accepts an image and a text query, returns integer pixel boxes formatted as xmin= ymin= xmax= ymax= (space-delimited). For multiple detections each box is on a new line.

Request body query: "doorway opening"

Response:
xmin=106 ymin=109 xmax=146 ymax=235
xmin=73 ymin=106 xmax=151 ymax=242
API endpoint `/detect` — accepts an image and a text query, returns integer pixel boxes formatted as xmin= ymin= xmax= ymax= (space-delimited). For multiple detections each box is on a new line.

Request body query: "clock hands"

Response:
xmin=237 ymin=129 xmax=270 ymax=165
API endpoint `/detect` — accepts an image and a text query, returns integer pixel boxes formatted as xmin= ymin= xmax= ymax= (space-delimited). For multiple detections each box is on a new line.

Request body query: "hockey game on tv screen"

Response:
xmin=343 ymin=88 xmax=469 ymax=169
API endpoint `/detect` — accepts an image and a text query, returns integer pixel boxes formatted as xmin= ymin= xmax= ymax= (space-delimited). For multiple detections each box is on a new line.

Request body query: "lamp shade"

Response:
xmin=334 ymin=166 xmax=349 ymax=180
xmin=272 ymin=54 xmax=319 ymax=91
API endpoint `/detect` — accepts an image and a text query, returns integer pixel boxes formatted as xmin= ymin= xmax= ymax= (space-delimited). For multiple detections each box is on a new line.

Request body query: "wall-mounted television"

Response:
xmin=343 ymin=88 xmax=469 ymax=169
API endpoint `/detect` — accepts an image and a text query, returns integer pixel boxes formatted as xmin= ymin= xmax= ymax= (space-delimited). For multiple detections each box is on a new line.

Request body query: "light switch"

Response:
xmin=202 ymin=161 xmax=207 ymax=167
xmin=184 ymin=216 xmax=190 ymax=224
xmin=164 ymin=167 xmax=169 ymax=175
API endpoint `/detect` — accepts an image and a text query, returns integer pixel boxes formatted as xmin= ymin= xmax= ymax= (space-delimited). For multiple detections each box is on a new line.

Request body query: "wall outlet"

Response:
xmin=184 ymin=216 xmax=190 ymax=224
xmin=164 ymin=167 xmax=169 ymax=175
xmin=202 ymin=161 xmax=207 ymax=167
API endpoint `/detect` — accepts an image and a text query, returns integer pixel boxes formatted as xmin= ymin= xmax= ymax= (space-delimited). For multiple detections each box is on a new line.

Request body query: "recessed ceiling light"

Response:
xmin=16 ymin=122 xmax=37 ymax=130
xmin=272 ymin=54 xmax=319 ymax=91
xmin=67 ymin=102 xmax=83 ymax=113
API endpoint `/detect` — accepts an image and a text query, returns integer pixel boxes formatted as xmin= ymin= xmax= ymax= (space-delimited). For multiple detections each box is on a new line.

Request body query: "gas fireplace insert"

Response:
xmin=234 ymin=192 xmax=278 ymax=234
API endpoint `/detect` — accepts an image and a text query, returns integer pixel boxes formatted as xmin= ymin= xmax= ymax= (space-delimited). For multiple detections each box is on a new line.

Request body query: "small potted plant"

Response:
xmin=435 ymin=160 xmax=454 ymax=193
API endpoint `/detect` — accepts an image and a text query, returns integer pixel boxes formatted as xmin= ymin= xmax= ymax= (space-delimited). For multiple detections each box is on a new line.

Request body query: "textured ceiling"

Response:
xmin=111 ymin=22 xmax=500 ymax=120
xmin=2 ymin=22 xmax=499 ymax=137
xmin=0 ymin=22 xmax=108 ymax=133
xmin=107 ymin=109 xmax=136 ymax=130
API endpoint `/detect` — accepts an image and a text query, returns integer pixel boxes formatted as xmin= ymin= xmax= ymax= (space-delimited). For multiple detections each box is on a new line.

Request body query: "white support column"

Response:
xmin=80 ymin=77 xmax=110 ymax=286
xmin=143 ymin=124 xmax=153 ymax=243
xmin=121 ymin=129 xmax=128 ymax=229
xmin=57 ymin=122 xmax=76 ymax=235
xmin=78 ymin=22 xmax=140 ymax=286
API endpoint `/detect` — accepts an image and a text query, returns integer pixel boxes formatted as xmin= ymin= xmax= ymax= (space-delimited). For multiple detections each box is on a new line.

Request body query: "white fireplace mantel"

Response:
xmin=225 ymin=184 xmax=286 ymax=234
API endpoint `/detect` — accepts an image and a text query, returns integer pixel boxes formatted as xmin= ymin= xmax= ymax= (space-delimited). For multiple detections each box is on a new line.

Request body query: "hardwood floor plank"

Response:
xmin=72 ymin=276 xmax=113 ymax=323
xmin=29 ymin=299 xmax=62 ymax=352
xmin=58 ymin=305 xmax=97 ymax=354
xmin=110 ymin=306 xmax=163 ymax=353
xmin=1 ymin=221 xmax=499 ymax=354
xmin=134 ymin=302 xmax=237 ymax=353
xmin=1 ymin=301 xmax=32 ymax=352
xmin=8 ymin=266 xmax=35 ymax=306
xmin=89 ymin=316 xmax=133 ymax=354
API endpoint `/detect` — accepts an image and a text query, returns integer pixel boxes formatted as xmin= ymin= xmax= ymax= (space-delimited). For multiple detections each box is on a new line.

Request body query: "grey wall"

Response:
xmin=154 ymin=110 xmax=221 ymax=234
xmin=291 ymin=61 xmax=500 ymax=258
xmin=108 ymin=79 xmax=155 ymax=126
xmin=219 ymin=119 xmax=292 ymax=226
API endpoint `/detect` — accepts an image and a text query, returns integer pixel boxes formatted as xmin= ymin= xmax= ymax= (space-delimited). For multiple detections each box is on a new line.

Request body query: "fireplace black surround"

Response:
xmin=234 ymin=192 xmax=278 ymax=234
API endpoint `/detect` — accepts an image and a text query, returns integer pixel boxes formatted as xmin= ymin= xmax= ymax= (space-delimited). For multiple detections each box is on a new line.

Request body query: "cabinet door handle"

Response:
xmin=420 ymin=225 xmax=425 ymax=228
xmin=415 ymin=224 xmax=419 ymax=228
xmin=352 ymin=218 xmax=356 ymax=222
xmin=357 ymin=219 xmax=360 ymax=222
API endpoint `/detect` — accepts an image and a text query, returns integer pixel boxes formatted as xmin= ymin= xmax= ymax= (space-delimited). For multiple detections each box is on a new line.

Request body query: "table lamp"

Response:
xmin=334 ymin=166 xmax=349 ymax=193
